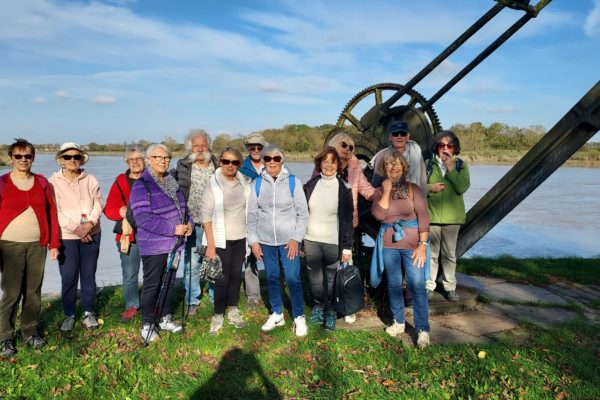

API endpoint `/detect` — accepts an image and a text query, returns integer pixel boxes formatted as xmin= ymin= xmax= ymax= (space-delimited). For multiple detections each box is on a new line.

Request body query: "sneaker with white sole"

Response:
xmin=60 ymin=315 xmax=75 ymax=333
xmin=261 ymin=313 xmax=285 ymax=332
xmin=293 ymin=316 xmax=308 ymax=337
xmin=417 ymin=331 xmax=430 ymax=349
xmin=209 ymin=314 xmax=224 ymax=336
xmin=82 ymin=312 xmax=99 ymax=330
xmin=385 ymin=321 xmax=405 ymax=337
xmin=227 ymin=308 xmax=248 ymax=329
xmin=141 ymin=323 xmax=160 ymax=343
xmin=344 ymin=314 xmax=356 ymax=324
xmin=159 ymin=314 xmax=183 ymax=333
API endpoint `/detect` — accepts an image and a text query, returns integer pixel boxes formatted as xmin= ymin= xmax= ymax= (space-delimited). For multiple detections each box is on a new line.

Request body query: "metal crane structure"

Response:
xmin=328 ymin=0 xmax=600 ymax=257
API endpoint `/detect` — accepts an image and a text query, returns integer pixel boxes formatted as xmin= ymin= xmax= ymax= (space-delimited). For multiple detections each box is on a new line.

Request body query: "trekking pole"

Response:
xmin=144 ymin=216 xmax=188 ymax=346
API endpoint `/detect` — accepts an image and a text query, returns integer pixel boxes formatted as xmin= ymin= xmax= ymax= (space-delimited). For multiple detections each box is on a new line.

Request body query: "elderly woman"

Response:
xmin=49 ymin=142 xmax=103 ymax=333
xmin=425 ymin=130 xmax=470 ymax=302
xmin=247 ymin=144 xmax=309 ymax=337
xmin=201 ymin=147 xmax=251 ymax=335
xmin=371 ymin=149 xmax=430 ymax=349
xmin=130 ymin=144 xmax=193 ymax=342
xmin=104 ymin=144 xmax=145 ymax=323
xmin=303 ymin=147 xmax=353 ymax=332
xmin=0 ymin=139 xmax=60 ymax=356
xmin=324 ymin=130 xmax=376 ymax=324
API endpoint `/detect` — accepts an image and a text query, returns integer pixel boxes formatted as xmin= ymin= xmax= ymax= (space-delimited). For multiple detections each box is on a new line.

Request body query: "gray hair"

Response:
xmin=123 ymin=144 xmax=146 ymax=161
xmin=327 ymin=131 xmax=354 ymax=148
xmin=374 ymin=148 xmax=410 ymax=178
xmin=218 ymin=146 xmax=244 ymax=163
xmin=184 ymin=129 xmax=211 ymax=153
xmin=145 ymin=143 xmax=172 ymax=159
xmin=260 ymin=143 xmax=284 ymax=162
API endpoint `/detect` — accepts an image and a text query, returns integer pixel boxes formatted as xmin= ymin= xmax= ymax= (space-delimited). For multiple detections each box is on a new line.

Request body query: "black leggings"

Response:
xmin=141 ymin=254 xmax=176 ymax=325
xmin=214 ymin=239 xmax=246 ymax=315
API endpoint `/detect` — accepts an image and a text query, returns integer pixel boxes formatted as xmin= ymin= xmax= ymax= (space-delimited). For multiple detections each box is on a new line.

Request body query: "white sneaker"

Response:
xmin=159 ymin=314 xmax=183 ymax=333
xmin=293 ymin=316 xmax=308 ymax=337
xmin=417 ymin=331 xmax=430 ymax=349
xmin=385 ymin=321 xmax=405 ymax=337
xmin=209 ymin=314 xmax=224 ymax=336
xmin=141 ymin=324 xmax=160 ymax=342
xmin=344 ymin=314 xmax=357 ymax=324
xmin=261 ymin=313 xmax=285 ymax=332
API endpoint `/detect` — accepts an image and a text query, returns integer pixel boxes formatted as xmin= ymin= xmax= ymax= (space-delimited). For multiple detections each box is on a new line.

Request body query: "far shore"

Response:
xmin=1 ymin=151 xmax=599 ymax=168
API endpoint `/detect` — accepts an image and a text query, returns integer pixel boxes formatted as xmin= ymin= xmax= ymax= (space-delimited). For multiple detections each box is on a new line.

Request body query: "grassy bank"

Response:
xmin=1 ymin=257 xmax=599 ymax=399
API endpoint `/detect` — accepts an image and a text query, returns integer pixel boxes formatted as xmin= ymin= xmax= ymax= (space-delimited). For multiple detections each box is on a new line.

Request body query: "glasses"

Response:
xmin=391 ymin=131 xmax=409 ymax=137
xmin=12 ymin=154 xmax=33 ymax=160
xmin=62 ymin=154 xmax=83 ymax=161
xmin=263 ymin=155 xmax=282 ymax=163
xmin=246 ymin=144 xmax=263 ymax=152
xmin=340 ymin=142 xmax=354 ymax=151
xmin=385 ymin=161 xmax=403 ymax=168
xmin=127 ymin=157 xmax=144 ymax=163
xmin=437 ymin=143 xmax=455 ymax=150
xmin=220 ymin=159 xmax=241 ymax=166
xmin=150 ymin=155 xmax=172 ymax=163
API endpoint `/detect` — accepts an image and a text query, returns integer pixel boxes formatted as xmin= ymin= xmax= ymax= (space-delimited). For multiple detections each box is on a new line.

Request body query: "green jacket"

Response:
xmin=426 ymin=158 xmax=470 ymax=224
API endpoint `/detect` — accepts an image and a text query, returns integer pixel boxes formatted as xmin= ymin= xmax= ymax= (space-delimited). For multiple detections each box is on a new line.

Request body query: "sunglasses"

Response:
xmin=62 ymin=154 xmax=83 ymax=161
xmin=437 ymin=143 xmax=455 ymax=150
xmin=340 ymin=142 xmax=354 ymax=151
xmin=263 ymin=155 xmax=282 ymax=163
xmin=391 ymin=131 xmax=409 ymax=137
xmin=12 ymin=154 xmax=33 ymax=160
xmin=220 ymin=159 xmax=241 ymax=166
xmin=246 ymin=144 xmax=263 ymax=151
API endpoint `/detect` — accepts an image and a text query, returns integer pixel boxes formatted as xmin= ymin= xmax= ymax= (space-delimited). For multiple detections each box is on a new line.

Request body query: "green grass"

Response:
xmin=457 ymin=256 xmax=600 ymax=286
xmin=2 ymin=258 xmax=600 ymax=399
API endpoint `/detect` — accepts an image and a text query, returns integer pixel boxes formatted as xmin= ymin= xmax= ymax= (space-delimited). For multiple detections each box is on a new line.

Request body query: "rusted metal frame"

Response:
xmin=456 ymin=81 xmax=600 ymax=257
xmin=422 ymin=13 xmax=533 ymax=111
xmin=359 ymin=3 xmax=505 ymax=129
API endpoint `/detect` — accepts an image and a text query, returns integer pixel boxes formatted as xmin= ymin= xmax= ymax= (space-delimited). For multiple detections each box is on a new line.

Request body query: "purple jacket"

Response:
xmin=130 ymin=169 xmax=192 ymax=256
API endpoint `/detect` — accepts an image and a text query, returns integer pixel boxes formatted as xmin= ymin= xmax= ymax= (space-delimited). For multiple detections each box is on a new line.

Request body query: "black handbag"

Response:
xmin=333 ymin=262 xmax=365 ymax=316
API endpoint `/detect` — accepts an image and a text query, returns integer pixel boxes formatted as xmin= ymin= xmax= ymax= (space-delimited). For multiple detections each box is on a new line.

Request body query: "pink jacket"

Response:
xmin=49 ymin=170 xmax=103 ymax=240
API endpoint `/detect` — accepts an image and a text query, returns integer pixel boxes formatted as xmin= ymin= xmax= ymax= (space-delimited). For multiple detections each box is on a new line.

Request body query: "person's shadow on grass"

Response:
xmin=191 ymin=347 xmax=282 ymax=400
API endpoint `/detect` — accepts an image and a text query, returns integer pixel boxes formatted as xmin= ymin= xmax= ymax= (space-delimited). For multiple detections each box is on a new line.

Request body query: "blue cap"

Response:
xmin=388 ymin=121 xmax=409 ymax=134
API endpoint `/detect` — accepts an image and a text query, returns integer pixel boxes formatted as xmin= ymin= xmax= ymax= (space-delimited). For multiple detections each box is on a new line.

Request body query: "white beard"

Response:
xmin=187 ymin=151 xmax=211 ymax=164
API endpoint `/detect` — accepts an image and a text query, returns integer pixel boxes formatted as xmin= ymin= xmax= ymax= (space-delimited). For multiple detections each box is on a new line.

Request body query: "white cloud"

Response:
xmin=55 ymin=90 xmax=69 ymax=98
xmin=92 ymin=95 xmax=116 ymax=104
xmin=584 ymin=0 xmax=600 ymax=36
xmin=32 ymin=96 xmax=47 ymax=104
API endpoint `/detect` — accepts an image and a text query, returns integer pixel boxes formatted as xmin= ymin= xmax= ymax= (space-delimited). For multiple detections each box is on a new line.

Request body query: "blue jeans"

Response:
xmin=117 ymin=242 xmax=141 ymax=309
xmin=261 ymin=244 xmax=305 ymax=319
xmin=183 ymin=225 xmax=213 ymax=305
xmin=58 ymin=233 xmax=101 ymax=316
xmin=382 ymin=248 xmax=430 ymax=332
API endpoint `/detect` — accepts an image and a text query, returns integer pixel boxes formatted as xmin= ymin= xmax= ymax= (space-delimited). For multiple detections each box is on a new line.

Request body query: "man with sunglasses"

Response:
xmin=171 ymin=129 xmax=217 ymax=316
xmin=371 ymin=121 xmax=427 ymax=195
xmin=238 ymin=132 xmax=268 ymax=308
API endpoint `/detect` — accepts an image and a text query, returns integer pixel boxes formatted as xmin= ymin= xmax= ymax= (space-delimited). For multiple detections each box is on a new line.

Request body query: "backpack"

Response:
xmin=254 ymin=174 xmax=296 ymax=197
xmin=426 ymin=157 xmax=463 ymax=179
xmin=333 ymin=263 xmax=365 ymax=316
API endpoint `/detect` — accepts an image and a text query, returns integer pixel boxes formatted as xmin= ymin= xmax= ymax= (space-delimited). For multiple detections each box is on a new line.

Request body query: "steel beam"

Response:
xmin=457 ymin=81 xmax=600 ymax=257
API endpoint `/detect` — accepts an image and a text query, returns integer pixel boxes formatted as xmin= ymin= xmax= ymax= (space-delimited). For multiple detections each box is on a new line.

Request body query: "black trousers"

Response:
xmin=141 ymin=254 xmax=176 ymax=325
xmin=214 ymin=239 xmax=246 ymax=315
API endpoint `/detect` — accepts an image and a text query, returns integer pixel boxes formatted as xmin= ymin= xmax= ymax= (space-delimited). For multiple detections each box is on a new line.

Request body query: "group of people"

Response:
xmin=0 ymin=121 xmax=470 ymax=355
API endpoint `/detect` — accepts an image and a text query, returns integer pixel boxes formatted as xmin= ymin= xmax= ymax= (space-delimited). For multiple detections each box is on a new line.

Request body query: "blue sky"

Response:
xmin=0 ymin=0 xmax=599 ymax=144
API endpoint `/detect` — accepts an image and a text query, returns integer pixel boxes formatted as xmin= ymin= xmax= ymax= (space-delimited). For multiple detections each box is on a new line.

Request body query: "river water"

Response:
xmin=3 ymin=155 xmax=599 ymax=294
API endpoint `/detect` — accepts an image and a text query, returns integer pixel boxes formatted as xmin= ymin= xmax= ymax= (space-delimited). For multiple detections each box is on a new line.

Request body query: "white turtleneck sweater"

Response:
xmin=305 ymin=174 xmax=339 ymax=245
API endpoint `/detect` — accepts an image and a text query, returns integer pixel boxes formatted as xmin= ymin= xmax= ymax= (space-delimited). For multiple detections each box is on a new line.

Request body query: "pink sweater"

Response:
xmin=371 ymin=183 xmax=429 ymax=250
xmin=49 ymin=170 xmax=103 ymax=240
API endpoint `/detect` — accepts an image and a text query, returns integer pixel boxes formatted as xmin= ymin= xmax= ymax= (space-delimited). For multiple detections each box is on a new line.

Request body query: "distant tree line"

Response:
xmin=1 ymin=122 xmax=598 ymax=166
